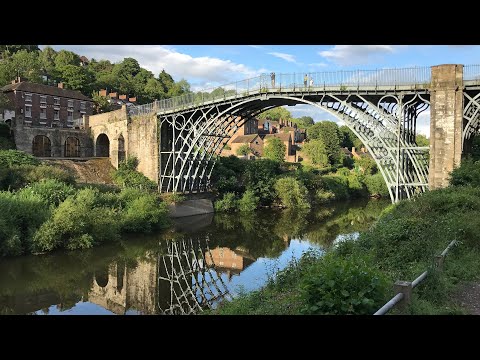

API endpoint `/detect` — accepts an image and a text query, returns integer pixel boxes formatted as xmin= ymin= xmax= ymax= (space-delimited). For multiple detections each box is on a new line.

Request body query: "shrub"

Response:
xmin=238 ymin=189 xmax=259 ymax=212
xmin=320 ymin=175 xmax=350 ymax=200
xmin=214 ymin=192 xmax=238 ymax=212
xmin=274 ymin=177 xmax=310 ymax=209
xmin=161 ymin=192 xmax=186 ymax=205
xmin=263 ymin=137 xmax=286 ymax=162
xmin=18 ymin=179 xmax=76 ymax=206
xmin=0 ymin=164 xmax=75 ymax=191
xmin=364 ymin=173 xmax=389 ymax=197
xmin=0 ymin=150 xmax=39 ymax=167
xmin=236 ymin=144 xmax=250 ymax=156
xmin=300 ymin=253 xmax=388 ymax=315
xmin=112 ymin=167 xmax=157 ymax=191
xmin=0 ymin=191 xmax=51 ymax=256
xmin=315 ymin=188 xmax=335 ymax=203
xmin=244 ymin=160 xmax=281 ymax=205
xmin=449 ymin=159 xmax=480 ymax=187
xmin=119 ymin=188 xmax=169 ymax=232
xmin=32 ymin=188 xmax=121 ymax=252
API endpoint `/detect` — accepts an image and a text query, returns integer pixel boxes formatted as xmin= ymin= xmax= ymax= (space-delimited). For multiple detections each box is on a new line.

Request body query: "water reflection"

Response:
xmin=0 ymin=199 xmax=388 ymax=315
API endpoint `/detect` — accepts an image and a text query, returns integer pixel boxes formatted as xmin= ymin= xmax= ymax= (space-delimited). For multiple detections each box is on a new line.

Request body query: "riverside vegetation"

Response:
xmin=213 ymin=158 xmax=480 ymax=315
xmin=0 ymin=146 xmax=170 ymax=257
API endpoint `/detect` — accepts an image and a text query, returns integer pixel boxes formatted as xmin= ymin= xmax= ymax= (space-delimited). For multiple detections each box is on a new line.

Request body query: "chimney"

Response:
xmin=109 ymin=92 xmax=118 ymax=99
xmin=11 ymin=79 xmax=16 ymax=84
xmin=58 ymin=82 xmax=64 ymax=89
xmin=119 ymin=94 xmax=127 ymax=100
xmin=99 ymin=89 xmax=107 ymax=97
xmin=352 ymin=147 xmax=356 ymax=154
xmin=128 ymin=97 xmax=136 ymax=103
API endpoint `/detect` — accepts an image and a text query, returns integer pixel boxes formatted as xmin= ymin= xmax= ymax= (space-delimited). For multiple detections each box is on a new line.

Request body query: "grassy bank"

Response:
xmin=0 ymin=150 xmax=170 ymax=257
xmin=213 ymin=160 xmax=480 ymax=315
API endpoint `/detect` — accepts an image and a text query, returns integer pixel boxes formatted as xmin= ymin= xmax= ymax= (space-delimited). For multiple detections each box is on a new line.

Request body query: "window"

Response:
xmin=54 ymin=109 xmax=60 ymax=120
xmin=67 ymin=100 xmax=74 ymax=108
xmin=80 ymin=101 xmax=86 ymax=110
xmin=40 ymin=107 xmax=46 ymax=119
xmin=40 ymin=95 xmax=47 ymax=104
xmin=25 ymin=93 xmax=32 ymax=102
xmin=54 ymin=97 xmax=60 ymax=106
xmin=67 ymin=110 xmax=73 ymax=121
xmin=25 ymin=105 xmax=32 ymax=117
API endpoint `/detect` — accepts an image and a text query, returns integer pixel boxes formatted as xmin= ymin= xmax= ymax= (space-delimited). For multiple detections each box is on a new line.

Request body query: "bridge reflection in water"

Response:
xmin=88 ymin=237 xmax=256 ymax=315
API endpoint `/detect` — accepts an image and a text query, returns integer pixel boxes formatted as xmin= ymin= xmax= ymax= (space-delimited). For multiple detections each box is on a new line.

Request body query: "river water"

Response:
xmin=0 ymin=199 xmax=388 ymax=315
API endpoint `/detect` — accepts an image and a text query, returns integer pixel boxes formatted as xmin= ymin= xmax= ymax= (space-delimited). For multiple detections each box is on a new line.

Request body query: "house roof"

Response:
xmin=341 ymin=147 xmax=353 ymax=156
xmin=80 ymin=55 xmax=89 ymax=63
xmin=1 ymin=81 xmax=93 ymax=101
xmin=231 ymin=134 xmax=259 ymax=144
xmin=264 ymin=132 xmax=291 ymax=142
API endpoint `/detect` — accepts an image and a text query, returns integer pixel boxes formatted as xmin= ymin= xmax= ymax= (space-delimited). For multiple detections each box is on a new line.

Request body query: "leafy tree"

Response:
xmin=354 ymin=156 xmax=377 ymax=175
xmin=168 ymin=79 xmax=191 ymax=97
xmin=236 ymin=144 xmax=250 ymax=156
xmin=54 ymin=50 xmax=80 ymax=68
xmin=274 ymin=177 xmax=310 ymax=209
xmin=415 ymin=134 xmax=429 ymax=147
xmin=91 ymin=91 xmax=114 ymax=114
xmin=264 ymin=137 xmax=286 ymax=162
xmin=339 ymin=125 xmax=363 ymax=150
xmin=243 ymin=160 xmax=281 ymax=205
xmin=293 ymin=116 xmax=314 ymax=128
xmin=112 ymin=58 xmax=141 ymax=80
xmin=59 ymin=65 xmax=94 ymax=92
xmin=302 ymin=139 xmax=329 ymax=167
xmin=258 ymin=107 xmax=292 ymax=121
xmin=144 ymin=78 xmax=166 ymax=102
xmin=308 ymin=121 xmax=342 ymax=165
xmin=39 ymin=46 xmax=59 ymax=82
xmin=158 ymin=69 xmax=175 ymax=94
xmin=0 ymin=45 xmax=39 ymax=58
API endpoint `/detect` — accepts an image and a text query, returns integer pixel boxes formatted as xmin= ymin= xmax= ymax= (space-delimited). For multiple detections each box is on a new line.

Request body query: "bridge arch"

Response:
xmin=160 ymin=93 xmax=429 ymax=203
xmin=64 ymin=136 xmax=80 ymax=157
xmin=95 ymin=133 xmax=110 ymax=157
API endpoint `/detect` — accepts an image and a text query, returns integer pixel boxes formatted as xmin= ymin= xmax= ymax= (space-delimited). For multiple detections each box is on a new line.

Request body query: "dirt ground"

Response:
xmin=42 ymin=158 xmax=115 ymax=185
xmin=453 ymin=281 xmax=480 ymax=315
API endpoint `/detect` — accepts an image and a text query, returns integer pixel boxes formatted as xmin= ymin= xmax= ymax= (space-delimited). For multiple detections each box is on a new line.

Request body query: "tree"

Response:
xmin=340 ymin=125 xmax=363 ymax=150
xmin=236 ymin=144 xmax=250 ymax=156
xmin=294 ymin=116 xmax=314 ymax=128
xmin=144 ymin=78 xmax=166 ymax=102
xmin=112 ymin=58 xmax=141 ymax=80
xmin=307 ymin=121 xmax=341 ymax=165
xmin=158 ymin=69 xmax=175 ymax=94
xmin=91 ymin=91 xmax=113 ymax=114
xmin=168 ymin=79 xmax=191 ymax=97
xmin=39 ymin=46 xmax=59 ymax=82
xmin=302 ymin=139 xmax=329 ymax=167
xmin=258 ymin=107 xmax=292 ymax=121
xmin=54 ymin=50 xmax=80 ymax=68
xmin=59 ymin=65 xmax=94 ymax=92
xmin=415 ymin=134 xmax=429 ymax=147
xmin=264 ymin=137 xmax=286 ymax=162
xmin=0 ymin=45 xmax=39 ymax=59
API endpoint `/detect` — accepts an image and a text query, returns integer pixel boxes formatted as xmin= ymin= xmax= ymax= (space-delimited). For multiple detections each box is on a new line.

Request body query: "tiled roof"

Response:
xmin=264 ymin=132 xmax=291 ymax=142
xmin=231 ymin=134 xmax=259 ymax=143
xmin=1 ymin=82 xmax=92 ymax=101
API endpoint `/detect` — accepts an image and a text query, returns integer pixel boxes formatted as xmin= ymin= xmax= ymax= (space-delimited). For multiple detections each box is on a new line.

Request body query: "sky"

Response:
xmin=41 ymin=45 xmax=480 ymax=137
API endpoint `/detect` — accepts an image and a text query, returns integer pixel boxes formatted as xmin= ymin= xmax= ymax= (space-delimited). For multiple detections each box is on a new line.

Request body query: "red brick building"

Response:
xmin=1 ymin=78 xmax=93 ymax=128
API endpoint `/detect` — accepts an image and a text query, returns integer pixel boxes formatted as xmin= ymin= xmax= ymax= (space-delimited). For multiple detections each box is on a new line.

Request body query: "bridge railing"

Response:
xmin=129 ymin=66 xmax=433 ymax=116
xmin=464 ymin=64 xmax=480 ymax=81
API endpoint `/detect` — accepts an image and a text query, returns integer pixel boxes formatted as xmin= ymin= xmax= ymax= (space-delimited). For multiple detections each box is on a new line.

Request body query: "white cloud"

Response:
xmin=319 ymin=45 xmax=403 ymax=66
xmin=41 ymin=45 xmax=265 ymax=89
xmin=249 ymin=45 xmax=264 ymax=49
xmin=268 ymin=52 xmax=297 ymax=63
xmin=416 ymin=109 xmax=430 ymax=138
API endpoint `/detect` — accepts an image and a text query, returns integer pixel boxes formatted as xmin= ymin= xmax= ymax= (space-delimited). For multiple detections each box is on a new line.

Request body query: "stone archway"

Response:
xmin=118 ymin=134 xmax=125 ymax=166
xmin=64 ymin=137 xmax=80 ymax=157
xmin=32 ymin=135 xmax=51 ymax=157
xmin=96 ymin=133 xmax=110 ymax=157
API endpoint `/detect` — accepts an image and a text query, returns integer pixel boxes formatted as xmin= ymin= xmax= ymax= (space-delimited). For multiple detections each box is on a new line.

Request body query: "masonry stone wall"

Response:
xmin=429 ymin=64 xmax=464 ymax=189
xmin=13 ymin=122 xmax=93 ymax=157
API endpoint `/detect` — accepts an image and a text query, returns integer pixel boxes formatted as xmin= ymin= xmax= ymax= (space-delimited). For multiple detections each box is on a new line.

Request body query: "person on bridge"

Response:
xmin=271 ymin=72 xmax=276 ymax=88
xmin=304 ymin=74 xmax=308 ymax=87
xmin=310 ymin=77 xmax=314 ymax=87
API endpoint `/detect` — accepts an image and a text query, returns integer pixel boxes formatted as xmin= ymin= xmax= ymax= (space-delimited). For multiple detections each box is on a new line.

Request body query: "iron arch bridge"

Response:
xmin=129 ymin=65 xmax=480 ymax=203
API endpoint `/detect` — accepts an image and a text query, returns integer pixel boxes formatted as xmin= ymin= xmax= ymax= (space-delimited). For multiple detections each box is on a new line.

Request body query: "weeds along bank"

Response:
xmin=213 ymin=159 xmax=480 ymax=315
xmin=0 ymin=150 xmax=170 ymax=257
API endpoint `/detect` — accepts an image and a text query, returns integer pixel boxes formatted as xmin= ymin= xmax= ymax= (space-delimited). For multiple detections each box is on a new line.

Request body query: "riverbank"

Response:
xmin=213 ymin=160 xmax=480 ymax=315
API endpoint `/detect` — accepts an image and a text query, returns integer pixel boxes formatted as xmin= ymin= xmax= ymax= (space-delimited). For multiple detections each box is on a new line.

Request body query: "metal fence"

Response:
xmin=373 ymin=239 xmax=457 ymax=315
xmin=128 ymin=64 xmax=480 ymax=116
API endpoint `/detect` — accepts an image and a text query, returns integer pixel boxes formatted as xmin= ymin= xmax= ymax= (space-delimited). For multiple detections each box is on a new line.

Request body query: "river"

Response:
xmin=0 ymin=199 xmax=388 ymax=315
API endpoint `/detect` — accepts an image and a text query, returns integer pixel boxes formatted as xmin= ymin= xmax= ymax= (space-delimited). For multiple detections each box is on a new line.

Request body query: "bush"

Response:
xmin=161 ymin=192 xmax=186 ymax=205
xmin=0 ymin=191 xmax=51 ymax=256
xmin=364 ymin=173 xmax=389 ymax=197
xmin=32 ymin=188 xmax=121 ymax=252
xmin=112 ymin=167 xmax=157 ymax=191
xmin=0 ymin=150 xmax=39 ymax=167
xmin=214 ymin=192 xmax=238 ymax=212
xmin=449 ymin=159 xmax=480 ymax=187
xmin=18 ymin=179 xmax=76 ymax=206
xmin=300 ymin=253 xmax=388 ymax=315
xmin=244 ymin=160 xmax=281 ymax=205
xmin=238 ymin=189 xmax=259 ymax=212
xmin=315 ymin=188 xmax=335 ymax=203
xmin=0 ymin=164 xmax=75 ymax=191
xmin=274 ymin=177 xmax=310 ymax=209
xmin=320 ymin=175 xmax=350 ymax=200
xmin=119 ymin=188 xmax=169 ymax=232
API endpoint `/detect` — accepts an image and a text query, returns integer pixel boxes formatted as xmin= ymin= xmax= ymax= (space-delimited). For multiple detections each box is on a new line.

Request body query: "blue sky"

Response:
xmin=42 ymin=45 xmax=480 ymax=136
